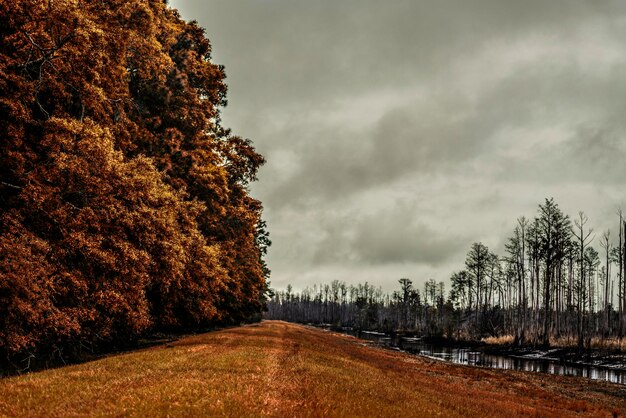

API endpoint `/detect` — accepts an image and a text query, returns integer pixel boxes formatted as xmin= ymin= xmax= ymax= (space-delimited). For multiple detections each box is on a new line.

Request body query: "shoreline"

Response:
xmin=312 ymin=324 xmax=626 ymax=377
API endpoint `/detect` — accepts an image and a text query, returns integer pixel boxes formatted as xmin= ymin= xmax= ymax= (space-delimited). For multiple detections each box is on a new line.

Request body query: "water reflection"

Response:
xmin=352 ymin=330 xmax=626 ymax=385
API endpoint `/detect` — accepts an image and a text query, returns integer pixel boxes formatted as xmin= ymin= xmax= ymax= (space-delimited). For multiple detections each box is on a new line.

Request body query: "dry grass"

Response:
xmin=588 ymin=337 xmax=626 ymax=351
xmin=0 ymin=321 xmax=625 ymax=417
xmin=548 ymin=336 xmax=626 ymax=351
xmin=482 ymin=335 xmax=515 ymax=345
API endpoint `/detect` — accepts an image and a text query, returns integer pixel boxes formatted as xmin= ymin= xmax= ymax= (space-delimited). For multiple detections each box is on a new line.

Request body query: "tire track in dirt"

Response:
xmin=260 ymin=322 xmax=315 ymax=416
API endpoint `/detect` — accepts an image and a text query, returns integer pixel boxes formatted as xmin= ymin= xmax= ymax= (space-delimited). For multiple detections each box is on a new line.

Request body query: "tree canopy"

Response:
xmin=0 ymin=0 xmax=269 ymax=365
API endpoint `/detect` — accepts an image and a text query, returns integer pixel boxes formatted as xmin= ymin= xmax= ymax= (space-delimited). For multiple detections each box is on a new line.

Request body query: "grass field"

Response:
xmin=0 ymin=320 xmax=625 ymax=417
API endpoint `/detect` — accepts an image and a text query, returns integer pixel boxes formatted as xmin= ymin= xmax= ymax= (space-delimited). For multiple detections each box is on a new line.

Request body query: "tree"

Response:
xmin=505 ymin=217 xmax=528 ymax=345
xmin=535 ymin=198 xmax=571 ymax=346
xmin=618 ymin=209 xmax=624 ymax=337
xmin=450 ymin=271 xmax=471 ymax=310
xmin=600 ymin=230 xmax=612 ymax=334
xmin=0 ymin=0 xmax=268 ymax=366
xmin=465 ymin=242 xmax=491 ymax=320
xmin=572 ymin=212 xmax=594 ymax=353
xmin=398 ymin=278 xmax=413 ymax=329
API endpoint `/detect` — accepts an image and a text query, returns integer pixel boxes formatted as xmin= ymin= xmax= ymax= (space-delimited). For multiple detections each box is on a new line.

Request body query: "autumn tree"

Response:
xmin=0 ymin=0 xmax=269 ymax=367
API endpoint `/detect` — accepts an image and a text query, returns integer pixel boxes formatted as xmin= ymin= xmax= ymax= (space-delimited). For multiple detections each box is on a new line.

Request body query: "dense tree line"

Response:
xmin=268 ymin=198 xmax=626 ymax=352
xmin=266 ymin=279 xmax=457 ymax=337
xmin=0 ymin=0 xmax=269 ymax=369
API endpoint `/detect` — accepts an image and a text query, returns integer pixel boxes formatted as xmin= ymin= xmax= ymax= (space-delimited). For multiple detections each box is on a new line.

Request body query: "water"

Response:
xmin=349 ymin=330 xmax=626 ymax=385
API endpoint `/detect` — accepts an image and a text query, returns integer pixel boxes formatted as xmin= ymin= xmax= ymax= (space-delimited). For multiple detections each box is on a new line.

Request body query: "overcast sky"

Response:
xmin=171 ymin=0 xmax=626 ymax=292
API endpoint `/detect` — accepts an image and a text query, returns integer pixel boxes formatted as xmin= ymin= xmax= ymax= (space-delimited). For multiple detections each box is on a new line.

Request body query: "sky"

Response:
xmin=170 ymin=0 xmax=626 ymax=292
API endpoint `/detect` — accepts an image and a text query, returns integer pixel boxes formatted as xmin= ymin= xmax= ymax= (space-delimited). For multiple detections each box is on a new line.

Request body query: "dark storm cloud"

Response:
xmin=171 ymin=0 xmax=626 ymax=291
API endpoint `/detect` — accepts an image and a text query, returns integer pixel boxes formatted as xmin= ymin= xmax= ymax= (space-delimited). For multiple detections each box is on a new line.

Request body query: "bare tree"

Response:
xmin=619 ymin=209 xmax=624 ymax=337
xmin=572 ymin=212 xmax=594 ymax=354
xmin=600 ymin=230 xmax=612 ymax=335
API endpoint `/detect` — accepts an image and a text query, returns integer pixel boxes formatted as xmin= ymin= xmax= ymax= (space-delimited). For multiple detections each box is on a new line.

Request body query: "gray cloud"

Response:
xmin=310 ymin=201 xmax=469 ymax=267
xmin=352 ymin=212 xmax=468 ymax=266
xmin=171 ymin=0 xmax=626 ymax=291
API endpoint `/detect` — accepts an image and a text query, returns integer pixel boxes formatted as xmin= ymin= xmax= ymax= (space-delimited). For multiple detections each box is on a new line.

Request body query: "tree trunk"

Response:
xmin=620 ymin=222 xmax=626 ymax=336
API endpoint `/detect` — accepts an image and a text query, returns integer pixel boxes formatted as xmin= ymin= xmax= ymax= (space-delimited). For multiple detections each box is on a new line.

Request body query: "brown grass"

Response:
xmin=0 ymin=321 xmax=625 ymax=417
xmin=548 ymin=335 xmax=626 ymax=351
xmin=482 ymin=334 xmax=515 ymax=345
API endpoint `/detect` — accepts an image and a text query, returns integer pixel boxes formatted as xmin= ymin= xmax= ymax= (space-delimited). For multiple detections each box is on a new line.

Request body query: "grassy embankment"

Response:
xmin=0 ymin=320 xmax=625 ymax=417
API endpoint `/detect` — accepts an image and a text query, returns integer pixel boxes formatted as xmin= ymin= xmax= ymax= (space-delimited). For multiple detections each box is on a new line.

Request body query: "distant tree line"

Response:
xmin=0 ymin=1 xmax=269 ymax=370
xmin=267 ymin=198 xmax=626 ymax=352
xmin=266 ymin=279 xmax=456 ymax=337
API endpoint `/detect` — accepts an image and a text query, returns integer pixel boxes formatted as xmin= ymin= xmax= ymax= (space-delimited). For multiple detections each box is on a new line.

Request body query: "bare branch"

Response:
xmin=1 ymin=181 xmax=22 ymax=189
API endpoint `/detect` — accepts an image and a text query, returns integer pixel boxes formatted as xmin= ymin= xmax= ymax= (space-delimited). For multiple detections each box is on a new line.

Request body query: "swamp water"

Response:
xmin=341 ymin=329 xmax=626 ymax=385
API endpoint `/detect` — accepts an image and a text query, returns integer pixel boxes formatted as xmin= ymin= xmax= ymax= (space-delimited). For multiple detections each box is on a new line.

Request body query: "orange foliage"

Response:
xmin=0 ymin=0 xmax=269 ymax=366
